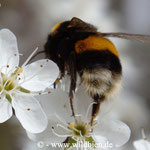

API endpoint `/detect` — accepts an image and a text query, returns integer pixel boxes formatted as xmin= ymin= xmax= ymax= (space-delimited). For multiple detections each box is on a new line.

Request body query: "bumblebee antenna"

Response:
xmin=28 ymin=50 xmax=45 ymax=63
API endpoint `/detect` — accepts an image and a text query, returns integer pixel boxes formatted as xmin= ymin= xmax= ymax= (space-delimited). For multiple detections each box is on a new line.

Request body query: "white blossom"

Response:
xmin=0 ymin=29 xmax=59 ymax=133
xmin=28 ymin=87 xmax=131 ymax=149
xmin=133 ymin=128 xmax=150 ymax=150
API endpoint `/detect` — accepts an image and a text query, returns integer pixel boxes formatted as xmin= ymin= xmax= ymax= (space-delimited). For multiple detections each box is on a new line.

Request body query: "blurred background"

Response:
xmin=0 ymin=0 xmax=150 ymax=149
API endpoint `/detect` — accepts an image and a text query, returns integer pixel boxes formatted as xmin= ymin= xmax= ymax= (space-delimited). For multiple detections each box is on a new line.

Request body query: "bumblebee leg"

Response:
xmin=69 ymin=91 xmax=75 ymax=117
xmin=68 ymin=52 xmax=77 ymax=117
xmin=53 ymin=72 xmax=64 ymax=88
xmin=90 ymin=95 xmax=105 ymax=125
xmin=53 ymin=78 xmax=60 ymax=88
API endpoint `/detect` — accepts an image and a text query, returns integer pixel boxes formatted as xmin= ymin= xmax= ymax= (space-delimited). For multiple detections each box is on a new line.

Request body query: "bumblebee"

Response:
xmin=42 ymin=17 xmax=150 ymax=124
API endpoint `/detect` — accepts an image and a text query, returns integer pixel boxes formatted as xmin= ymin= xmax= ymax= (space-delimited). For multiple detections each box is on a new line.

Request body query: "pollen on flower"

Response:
xmin=69 ymin=123 xmax=74 ymax=128
xmin=18 ymin=68 xmax=23 ymax=73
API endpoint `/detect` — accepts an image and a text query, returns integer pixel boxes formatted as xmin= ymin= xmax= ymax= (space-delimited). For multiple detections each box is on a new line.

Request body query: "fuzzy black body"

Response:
xmin=44 ymin=17 xmax=122 ymax=123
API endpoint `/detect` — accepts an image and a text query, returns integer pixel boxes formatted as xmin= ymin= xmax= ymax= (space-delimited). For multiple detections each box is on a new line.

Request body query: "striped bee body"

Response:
xmin=44 ymin=17 xmax=122 ymax=124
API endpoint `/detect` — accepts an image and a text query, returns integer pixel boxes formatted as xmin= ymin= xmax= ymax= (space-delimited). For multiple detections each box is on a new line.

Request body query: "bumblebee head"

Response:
xmin=44 ymin=21 xmax=69 ymax=64
xmin=50 ymin=21 xmax=70 ymax=36
xmin=50 ymin=17 xmax=97 ymax=36
xmin=44 ymin=17 xmax=97 ymax=70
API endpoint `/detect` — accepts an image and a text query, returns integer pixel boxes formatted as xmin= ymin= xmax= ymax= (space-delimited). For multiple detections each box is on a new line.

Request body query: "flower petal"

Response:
xmin=73 ymin=86 xmax=113 ymax=121
xmin=12 ymin=95 xmax=48 ymax=133
xmin=133 ymin=139 xmax=150 ymax=150
xmin=73 ymin=86 xmax=93 ymax=120
xmin=92 ymin=135 xmax=111 ymax=150
xmin=94 ymin=118 xmax=131 ymax=148
xmin=0 ymin=29 xmax=19 ymax=73
xmin=0 ymin=95 xmax=12 ymax=123
xmin=20 ymin=59 xmax=59 ymax=91
xmin=37 ymin=89 xmax=73 ymax=122
xmin=27 ymin=115 xmax=70 ymax=145
xmin=57 ymin=75 xmax=71 ymax=93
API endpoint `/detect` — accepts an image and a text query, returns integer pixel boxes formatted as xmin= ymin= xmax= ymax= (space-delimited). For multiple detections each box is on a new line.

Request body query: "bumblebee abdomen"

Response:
xmin=76 ymin=48 xmax=122 ymax=101
xmin=77 ymin=50 xmax=122 ymax=73
xmin=81 ymin=69 xmax=121 ymax=99
xmin=81 ymin=68 xmax=121 ymax=121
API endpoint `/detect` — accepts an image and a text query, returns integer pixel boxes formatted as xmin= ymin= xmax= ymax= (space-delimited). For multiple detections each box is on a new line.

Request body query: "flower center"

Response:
xmin=3 ymin=78 xmax=15 ymax=91
xmin=51 ymin=115 xmax=97 ymax=149
xmin=0 ymin=67 xmax=29 ymax=102
xmin=71 ymin=123 xmax=87 ymax=137
xmin=69 ymin=121 xmax=91 ymax=139
xmin=1 ymin=68 xmax=22 ymax=89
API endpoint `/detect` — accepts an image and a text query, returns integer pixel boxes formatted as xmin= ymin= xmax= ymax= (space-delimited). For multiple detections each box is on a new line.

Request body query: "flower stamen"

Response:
xmin=55 ymin=114 xmax=69 ymax=127
xmin=22 ymin=46 xmax=40 ymax=67
xmin=85 ymin=102 xmax=97 ymax=122
xmin=141 ymin=127 xmax=147 ymax=140
xmin=57 ymin=123 xmax=71 ymax=132
xmin=51 ymin=127 xmax=71 ymax=138
xmin=19 ymin=53 xmax=24 ymax=56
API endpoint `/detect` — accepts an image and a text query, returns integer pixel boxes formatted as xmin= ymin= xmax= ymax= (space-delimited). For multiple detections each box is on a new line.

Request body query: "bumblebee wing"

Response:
xmin=100 ymin=32 xmax=150 ymax=43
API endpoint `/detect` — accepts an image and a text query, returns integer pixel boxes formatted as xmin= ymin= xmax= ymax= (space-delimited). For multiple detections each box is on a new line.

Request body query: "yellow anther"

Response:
xmin=69 ymin=123 xmax=74 ymax=128
xmin=17 ymin=68 xmax=23 ymax=73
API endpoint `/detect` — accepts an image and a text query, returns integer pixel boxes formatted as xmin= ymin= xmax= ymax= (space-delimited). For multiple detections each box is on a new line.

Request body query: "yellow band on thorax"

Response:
xmin=51 ymin=22 xmax=62 ymax=33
